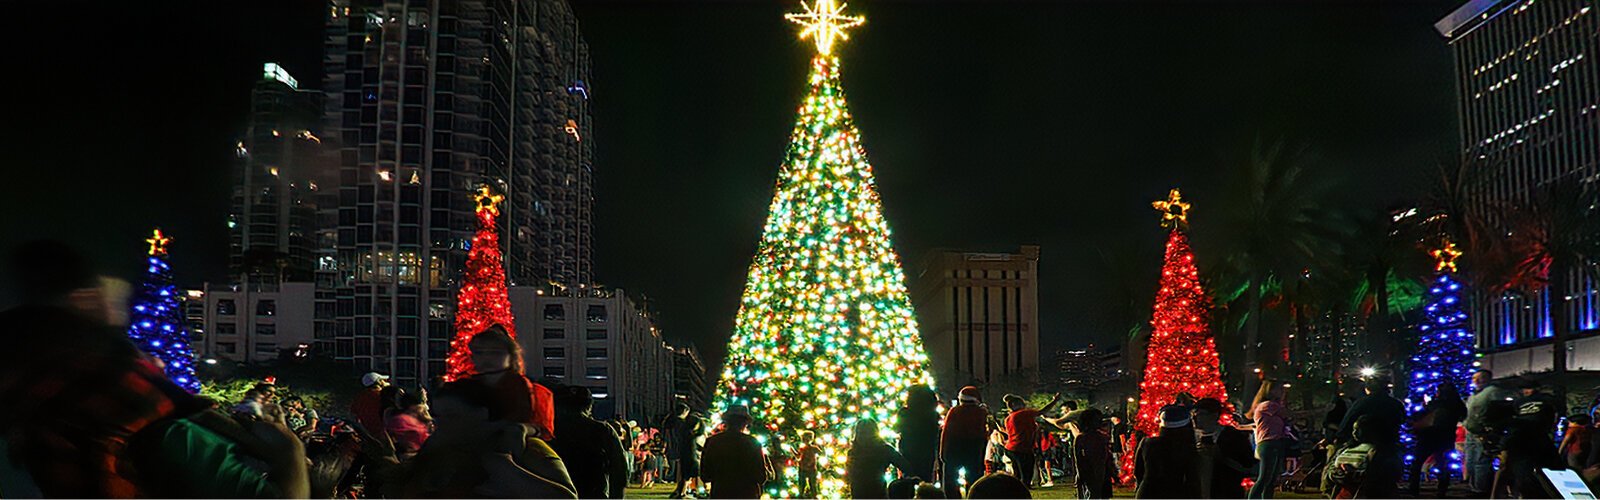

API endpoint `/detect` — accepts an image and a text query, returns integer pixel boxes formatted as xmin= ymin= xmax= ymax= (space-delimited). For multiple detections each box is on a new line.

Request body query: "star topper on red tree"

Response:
xmin=443 ymin=185 xmax=518 ymax=382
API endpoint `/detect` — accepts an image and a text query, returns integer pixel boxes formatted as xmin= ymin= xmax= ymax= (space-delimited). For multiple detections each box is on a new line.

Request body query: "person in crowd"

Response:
xmin=130 ymin=402 xmax=312 ymax=498
xmin=386 ymin=392 xmax=433 ymax=460
xmin=1037 ymin=427 xmax=1058 ymax=488
xmin=700 ymin=405 xmax=771 ymax=499
xmin=1072 ymin=408 xmax=1114 ymax=499
xmin=639 ymin=433 xmax=660 ymax=487
xmin=1001 ymin=392 xmax=1065 ymax=488
xmin=665 ymin=403 xmax=706 ymax=498
xmin=985 ymin=426 xmax=1007 ymax=475
xmin=1322 ymin=415 xmax=1377 ymax=499
xmin=387 ymin=382 xmax=577 ymax=498
xmin=797 ymin=430 xmax=820 ymax=497
xmin=887 ymin=476 xmax=921 ymax=499
xmin=847 ymin=418 xmax=910 ymax=498
xmin=0 ymin=240 xmax=213 ymax=497
xmin=1193 ymin=397 xmax=1255 ymax=499
xmin=551 ymin=385 xmax=630 ymax=499
xmin=1494 ymin=379 xmax=1564 ymax=499
xmin=1334 ymin=375 xmax=1405 ymax=498
xmin=939 ymin=386 xmax=990 ymax=498
xmin=283 ymin=396 xmax=320 ymax=437
xmin=895 ymin=385 xmax=941 ymax=483
xmin=966 ymin=471 xmax=1032 ymax=499
xmin=1133 ymin=404 xmax=1200 ymax=498
xmin=352 ymin=371 xmax=392 ymax=435
xmin=1111 ymin=414 xmax=1131 ymax=464
xmin=1464 ymin=368 xmax=1516 ymax=495
xmin=459 ymin=325 xmax=557 ymax=441
xmin=1323 ymin=396 xmax=1349 ymax=440
xmin=914 ymin=482 xmax=946 ymax=499
xmin=1408 ymin=381 xmax=1467 ymax=497
xmin=235 ymin=388 xmax=268 ymax=418
xmin=1561 ymin=413 xmax=1594 ymax=471
xmin=1247 ymin=381 xmax=1293 ymax=499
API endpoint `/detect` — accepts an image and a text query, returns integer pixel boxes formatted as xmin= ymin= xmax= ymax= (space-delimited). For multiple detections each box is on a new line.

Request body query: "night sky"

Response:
xmin=1 ymin=1 xmax=1461 ymax=372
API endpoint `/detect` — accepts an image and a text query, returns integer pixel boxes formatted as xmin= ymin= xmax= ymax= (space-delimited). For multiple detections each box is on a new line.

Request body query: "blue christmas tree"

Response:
xmin=1402 ymin=241 xmax=1475 ymax=473
xmin=126 ymin=229 xmax=200 ymax=392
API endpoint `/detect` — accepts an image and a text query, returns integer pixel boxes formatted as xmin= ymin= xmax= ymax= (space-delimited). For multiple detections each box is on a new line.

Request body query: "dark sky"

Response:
xmin=1 ymin=1 xmax=1461 ymax=372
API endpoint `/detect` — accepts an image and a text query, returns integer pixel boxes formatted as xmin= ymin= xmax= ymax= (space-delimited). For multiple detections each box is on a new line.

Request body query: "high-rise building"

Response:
xmin=230 ymin=63 xmax=329 ymax=286
xmin=509 ymin=287 xmax=674 ymax=421
xmin=909 ymin=246 xmax=1042 ymax=391
xmin=1436 ymin=0 xmax=1599 ymax=369
xmin=671 ymin=345 xmax=709 ymax=411
xmin=322 ymin=0 xmax=595 ymax=386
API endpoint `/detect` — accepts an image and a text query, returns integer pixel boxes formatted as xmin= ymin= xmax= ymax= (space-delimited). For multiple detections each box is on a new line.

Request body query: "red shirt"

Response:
xmin=351 ymin=387 xmax=385 ymax=434
xmin=1005 ymin=409 xmax=1041 ymax=452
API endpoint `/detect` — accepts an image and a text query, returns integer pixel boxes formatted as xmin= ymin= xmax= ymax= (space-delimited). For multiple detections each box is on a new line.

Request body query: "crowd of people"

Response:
xmin=4 ymin=239 xmax=1600 ymax=499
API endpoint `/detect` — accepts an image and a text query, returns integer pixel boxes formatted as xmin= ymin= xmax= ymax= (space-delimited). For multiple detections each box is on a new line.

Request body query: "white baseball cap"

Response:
xmin=361 ymin=372 xmax=390 ymax=387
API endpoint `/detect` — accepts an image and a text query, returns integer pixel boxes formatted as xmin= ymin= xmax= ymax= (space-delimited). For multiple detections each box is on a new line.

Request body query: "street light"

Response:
xmin=1360 ymin=367 xmax=1377 ymax=377
xmin=204 ymin=358 xmax=218 ymax=365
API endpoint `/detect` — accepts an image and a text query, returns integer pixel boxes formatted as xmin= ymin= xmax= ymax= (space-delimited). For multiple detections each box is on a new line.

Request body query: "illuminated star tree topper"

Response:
xmin=785 ymin=0 xmax=865 ymax=56
xmin=712 ymin=1 xmax=934 ymax=498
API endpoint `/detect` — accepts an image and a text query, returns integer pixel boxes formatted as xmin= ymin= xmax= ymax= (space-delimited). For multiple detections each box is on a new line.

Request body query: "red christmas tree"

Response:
xmin=1120 ymin=189 xmax=1234 ymax=483
xmin=444 ymin=186 xmax=518 ymax=382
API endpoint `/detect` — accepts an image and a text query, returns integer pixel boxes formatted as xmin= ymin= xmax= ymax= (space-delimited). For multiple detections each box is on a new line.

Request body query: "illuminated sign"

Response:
xmin=263 ymin=62 xmax=298 ymax=89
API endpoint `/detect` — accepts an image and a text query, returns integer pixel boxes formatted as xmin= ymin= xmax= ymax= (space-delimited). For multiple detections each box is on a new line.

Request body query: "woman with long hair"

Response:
xmin=1248 ymin=381 xmax=1292 ymax=499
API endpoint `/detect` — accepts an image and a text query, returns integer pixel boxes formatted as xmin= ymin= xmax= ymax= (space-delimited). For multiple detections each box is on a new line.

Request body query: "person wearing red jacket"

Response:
xmin=940 ymin=386 xmax=990 ymax=498
xmin=451 ymin=324 xmax=555 ymax=441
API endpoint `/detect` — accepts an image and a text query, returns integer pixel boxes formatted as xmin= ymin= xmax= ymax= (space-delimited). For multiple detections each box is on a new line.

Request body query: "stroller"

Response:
xmin=1281 ymin=440 xmax=1331 ymax=493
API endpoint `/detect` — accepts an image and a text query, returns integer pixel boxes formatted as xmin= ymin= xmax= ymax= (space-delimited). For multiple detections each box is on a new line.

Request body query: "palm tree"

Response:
xmin=1204 ymin=137 xmax=1352 ymax=392
xmin=1501 ymin=179 xmax=1600 ymax=374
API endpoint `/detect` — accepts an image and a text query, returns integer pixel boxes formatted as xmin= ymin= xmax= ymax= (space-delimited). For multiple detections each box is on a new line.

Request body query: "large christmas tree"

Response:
xmin=711 ymin=1 xmax=934 ymax=497
xmin=444 ymin=186 xmax=518 ymax=382
xmin=126 ymin=229 xmax=200 ymax=392
xmin=1121 ymin=190 xmax=1233 ymax=482
xmin=1402 ymin=241 xmax=1476 ymax=472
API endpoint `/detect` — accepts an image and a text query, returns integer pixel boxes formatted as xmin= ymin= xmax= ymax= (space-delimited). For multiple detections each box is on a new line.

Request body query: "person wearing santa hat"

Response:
xmin=940 ymin=386 xmax=991 ymax=498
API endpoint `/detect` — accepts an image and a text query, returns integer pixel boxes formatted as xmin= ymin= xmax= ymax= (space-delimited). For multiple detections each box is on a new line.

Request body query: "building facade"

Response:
xmin=230 ymin=63 xmax=330 ymax=286
xmin=320 ymin=0 xmax=596 ymax=386
xmin=1436 ymin=0 xmax=1600 ymax=372
xmin=509 ymin=287 xmax=675 ymax=421
xmin=196 ymin=283 xmax=317 ymax=364
xmin=671 ymin=345 xmax=709 ymax=411
xmin=909 ymin=246 xmax=1042 ymax=391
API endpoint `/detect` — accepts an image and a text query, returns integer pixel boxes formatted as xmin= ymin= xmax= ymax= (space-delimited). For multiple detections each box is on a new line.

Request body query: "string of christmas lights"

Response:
xmin=126 ymin=229 xmax=200 ymax=393
xmin=444 ymin=186 xmax=518 ymax=382
xmin=712 ymin=3 xmax=934 ymax=497
xmin=1120 ymin=190 xmax=1233 ymax=484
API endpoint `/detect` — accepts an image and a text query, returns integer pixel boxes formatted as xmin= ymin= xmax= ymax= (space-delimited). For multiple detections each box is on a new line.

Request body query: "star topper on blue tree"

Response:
xmin=126 ymin=228 xmax=200 ymax=392
xmin=1401 ymin=240 xmax=1477 ymax=473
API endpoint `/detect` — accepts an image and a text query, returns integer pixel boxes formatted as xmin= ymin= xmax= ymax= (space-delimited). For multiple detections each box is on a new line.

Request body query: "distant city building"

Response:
xmin=1295 ymin=312 xmax=1369 ymax=385
xmin=910 ymin=246 xmax=1042 ymax=391
xmin=320 ymin=0 xmax=596 ymax=386
xmin=229 ymin=63 xmax=330 ymax=286
xmin=198 ymin=282 xmax=317 ymax=364
xmin=671 ymin=345 xmax=709 ymax=411
xmin=509 ymin=287 xmax=674 ymax=421
xmin=1053 ymin=344 xmax=1124 ymax=394
xmin=1437 ymin=0 xmax=1600 ymax=372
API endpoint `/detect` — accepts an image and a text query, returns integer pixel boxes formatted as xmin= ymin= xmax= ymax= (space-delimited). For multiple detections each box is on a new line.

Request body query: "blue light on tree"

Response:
xmin=126 ymin=229 xmax=200 ymax=392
